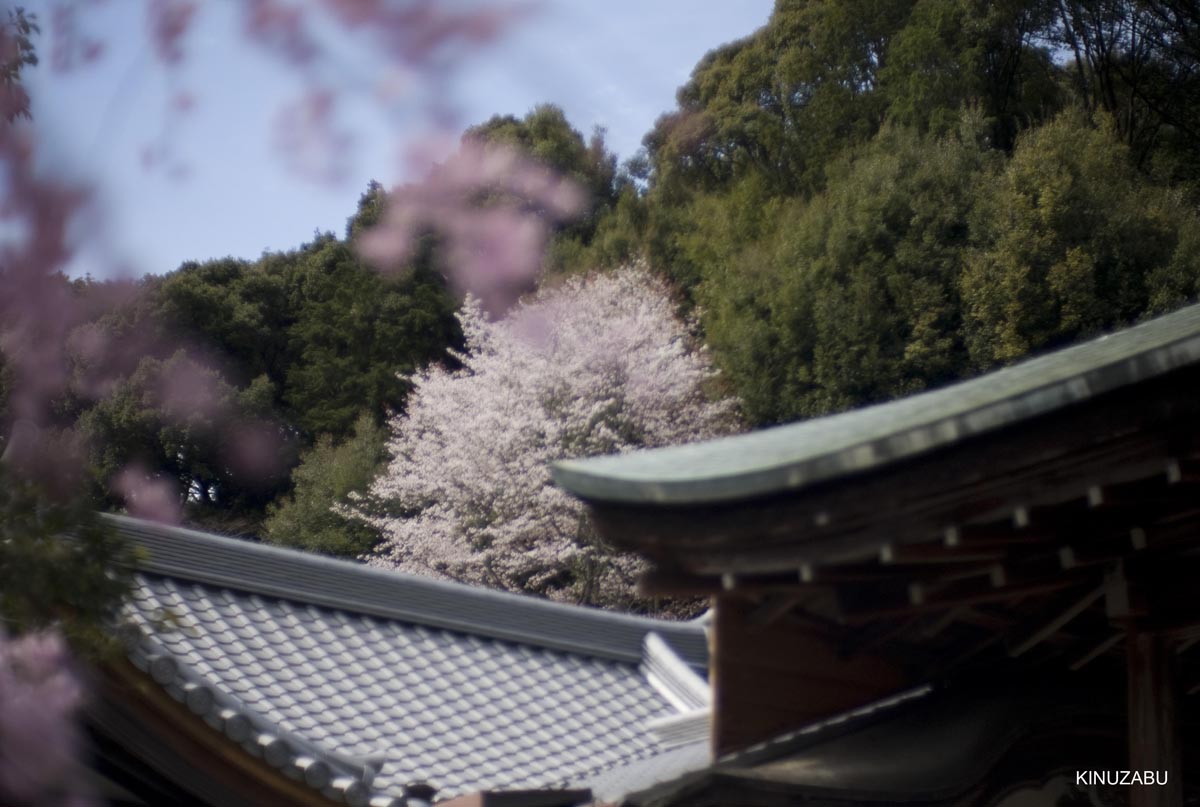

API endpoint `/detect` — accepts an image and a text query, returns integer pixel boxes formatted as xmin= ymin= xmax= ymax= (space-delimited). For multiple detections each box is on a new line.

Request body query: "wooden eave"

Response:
xmin=554 ymin=359 xmax=1200 ymax=684
xmin=553 ymin=302 xmax=1200 ymax=508
xmin=553 ymin=306 xmax=1200 ymax=710
xmin=88 ymin=659 xmax=340 ymax=807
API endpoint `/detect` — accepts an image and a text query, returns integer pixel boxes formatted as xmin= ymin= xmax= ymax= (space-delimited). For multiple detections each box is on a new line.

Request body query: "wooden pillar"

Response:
xmin=1126 ymin=630 xmax=1182 ymax=807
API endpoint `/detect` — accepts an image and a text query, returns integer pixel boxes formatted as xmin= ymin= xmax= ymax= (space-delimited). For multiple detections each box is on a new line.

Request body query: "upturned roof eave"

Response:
xmin=552 ymin=302 xmax=1200 ymax=507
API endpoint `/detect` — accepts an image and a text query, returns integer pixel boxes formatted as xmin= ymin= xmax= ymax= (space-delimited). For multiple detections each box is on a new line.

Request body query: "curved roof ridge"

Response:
xmin=642 ymin=632 xmax=711 ymax=711
xmin=105 ymin=514 xmax=707 ymax=665
xmin=644 ymin=708 xmax=711 ymax=750
xmin=553 ymin=302 xmax=1200 ymax=505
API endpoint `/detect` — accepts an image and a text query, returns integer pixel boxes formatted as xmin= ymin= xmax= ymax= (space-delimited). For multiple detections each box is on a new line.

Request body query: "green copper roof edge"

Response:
xmin=551 ymin=303 xmax=1200 ymax=506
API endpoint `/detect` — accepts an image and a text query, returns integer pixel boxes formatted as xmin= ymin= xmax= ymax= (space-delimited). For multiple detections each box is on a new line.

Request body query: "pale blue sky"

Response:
xmin=25 ymin=1 xmax=774 ymax=279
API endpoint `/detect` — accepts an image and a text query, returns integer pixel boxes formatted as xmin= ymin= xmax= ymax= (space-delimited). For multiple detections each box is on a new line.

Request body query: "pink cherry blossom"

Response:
xmin=356 ymin=137 xmax=586 ymax=315
xmin=350 ymin=265 xmax=740 ymax=611
xmin=0 ymin=631 xmax=95 ymax=807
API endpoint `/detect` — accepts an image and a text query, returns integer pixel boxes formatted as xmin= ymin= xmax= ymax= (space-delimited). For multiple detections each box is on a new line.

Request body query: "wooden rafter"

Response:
xmin=1070 ymin=632 xmax=1126 ymax=671
xmin=836 ymin=576 xmax=1085 ymax=625
xmin=1007 ymin=584 xmax=1106 ymax=657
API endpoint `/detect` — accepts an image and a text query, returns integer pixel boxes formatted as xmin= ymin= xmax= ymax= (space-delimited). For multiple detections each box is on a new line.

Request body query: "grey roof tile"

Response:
xmin=108 ymin=515 xmax=712 ymax=803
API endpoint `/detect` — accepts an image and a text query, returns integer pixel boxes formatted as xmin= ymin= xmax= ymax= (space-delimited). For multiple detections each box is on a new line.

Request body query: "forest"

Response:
xmin=4 ymin=0 xmax=1200 ymax=615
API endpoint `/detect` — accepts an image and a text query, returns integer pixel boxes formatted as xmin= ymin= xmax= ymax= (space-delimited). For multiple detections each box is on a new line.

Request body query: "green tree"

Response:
xmin=346 ymin=180 xmax=387 ymax=240
xmin=0 ymin=467 xmax=131 ymax=649
xmin=575 ymin=182 xmax=650 ymax=270
xmin=468 ymin=104 xmax=616 ymax=204
xmin=962 ymin=110 xmax=1200 ymax=365
xmin=881 ymin=0 xmax=1061 ymax=149
xmin=646 ymin=0 xmax=912 ymax=200
xmin=282 ymin=238 xmax=459 ymax=438
xmin=635 ymin=0 xmax=920 ymax=304
xmin=48 ymin=186 xmax=461 ymax=530
xmin=262 ymin=412 xmax=386 ymax=557
xmin=157 ymin=217 xmax=460 ymax=446
xmin=1 ymin=7 xmax=38 ymax=122
xmin=157 ymin=256 xmax=293 ymax=389
xmin=702 ymin=121 xmax=995 ymax=423
xmin=76 ymin=351 xmax=286 ymax=512
xmin=1050 ymin=0 xmax=1200 ymax=181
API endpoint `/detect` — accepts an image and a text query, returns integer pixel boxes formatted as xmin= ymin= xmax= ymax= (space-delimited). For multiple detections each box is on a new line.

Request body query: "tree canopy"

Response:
xmin=351 ymin=267 xmax=739 ymax=612
xmin=262 ymin=412 xmax=388 ymax=557
xmin=600 ymin=0 xmax=1200 ymax=427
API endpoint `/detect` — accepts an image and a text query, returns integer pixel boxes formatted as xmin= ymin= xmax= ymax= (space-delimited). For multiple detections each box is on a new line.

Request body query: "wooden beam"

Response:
xmin=639 ymin=569 xmax=815 ymax=597
xmin=1008 ymin=585 xmax=1106 ymax=657
xmin=634 ymin=473 xmax=1200 ymax=582
xmin=941 ymin=632 xmax=1005 ymax=671
xmin=1161 ymin=622 xmax=1200 ymax=642
xmin=643 ymin=560 xmax=998 ymax=596
xmin=749 ymin=594 xmax=808 ymax=626
xmin=838 ymin=615 xmax=925 ymax=659
xmin=838 ymin=576 xmax=1080 ymax=625
xmin=1070 ymin=632 xmax=1125 ymax=671
xmin=954 ymin=607 xmax=1014 ymax=631
xmin=880 ymin=543 xmax=1006 ymax=565
xmin=918 ymin=608 xmax=963 ymax=638
xmin=806 ymin=560 xmax=999 ymax=585
xmin=946 ymin=523 xmax=1050 ymax=548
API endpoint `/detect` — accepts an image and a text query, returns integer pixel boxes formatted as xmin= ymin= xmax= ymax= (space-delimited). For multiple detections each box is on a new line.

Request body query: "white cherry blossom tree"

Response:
xmin=351 ymin=265 xmax=739 ymax=611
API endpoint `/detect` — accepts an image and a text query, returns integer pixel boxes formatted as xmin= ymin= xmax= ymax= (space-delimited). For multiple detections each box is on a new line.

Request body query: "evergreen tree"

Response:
xmin=263 ymin=413 xmax=387 ymax=557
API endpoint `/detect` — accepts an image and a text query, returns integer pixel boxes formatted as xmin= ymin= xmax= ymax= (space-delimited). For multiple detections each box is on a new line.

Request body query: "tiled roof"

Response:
xmin=553 ymin=301 xmax=1200 ymax=505
xmin=108 ymin=515 xmax=711 ymax=805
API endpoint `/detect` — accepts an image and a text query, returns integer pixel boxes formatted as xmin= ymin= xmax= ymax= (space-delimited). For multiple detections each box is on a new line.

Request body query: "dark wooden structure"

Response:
xmin=554 ymin=303 xmax=1200 ymax=806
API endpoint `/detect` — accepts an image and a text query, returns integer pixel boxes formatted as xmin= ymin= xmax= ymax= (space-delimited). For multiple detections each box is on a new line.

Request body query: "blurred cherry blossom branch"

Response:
xmin=3 ymin=0 xmax=569 ymax=516
xmin=357 ymin=137 xmax=585 ymax=315
xmin=0 ymin=630 xmax=94 ymax=806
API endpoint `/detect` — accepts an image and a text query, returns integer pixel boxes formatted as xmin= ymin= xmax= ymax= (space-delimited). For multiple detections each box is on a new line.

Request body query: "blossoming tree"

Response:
xmin=351 ymin=266 xmax=739 ymax=611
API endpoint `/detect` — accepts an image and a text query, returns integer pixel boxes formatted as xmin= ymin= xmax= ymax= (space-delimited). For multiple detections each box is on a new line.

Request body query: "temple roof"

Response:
xmin=546 ymin=301 xmax=1200 ymax=762
xmin=103 ymin=515 xmax=711 ymax=806
xmin=553 ymin=303 xmax=1200 ymax=506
